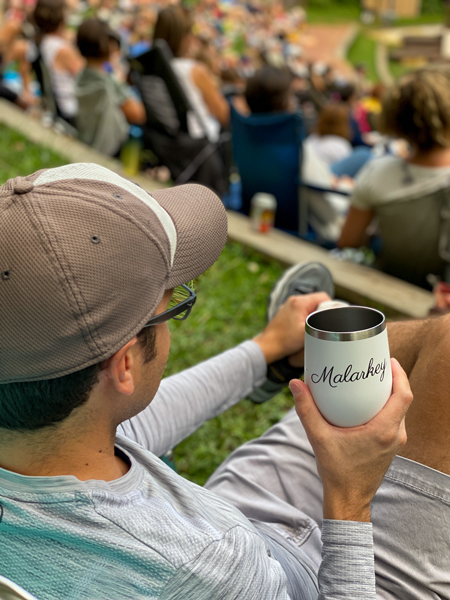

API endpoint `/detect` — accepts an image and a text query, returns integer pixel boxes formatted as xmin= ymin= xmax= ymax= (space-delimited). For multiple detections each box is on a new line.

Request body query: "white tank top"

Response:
xmin=171 ymin=58 xmax=220 ymax=143
xmin=40 ymin=35 xmax=78 ymax=118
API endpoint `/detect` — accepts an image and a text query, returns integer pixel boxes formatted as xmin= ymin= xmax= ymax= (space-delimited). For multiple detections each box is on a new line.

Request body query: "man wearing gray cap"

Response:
xmin=0 ymin=163 xmax=445 ymax=599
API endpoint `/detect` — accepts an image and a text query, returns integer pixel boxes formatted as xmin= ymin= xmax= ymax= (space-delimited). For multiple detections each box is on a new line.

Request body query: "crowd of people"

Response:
xmin=0 ymin=0 xmax=449 ymax=293
xmin=1 ymin=3 xmax=450 ymax=600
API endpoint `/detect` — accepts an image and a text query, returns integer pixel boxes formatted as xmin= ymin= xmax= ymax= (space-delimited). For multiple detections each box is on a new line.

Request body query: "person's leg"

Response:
xmin=205 ymin=407 xmax=322 ymax=527
xmin=207 ymin=307 xmax=450 ymax=598
xmin=389 ymin=313 xmax=450 ymax=475
xmin=370 ymin=315 xmax=450 ymax=598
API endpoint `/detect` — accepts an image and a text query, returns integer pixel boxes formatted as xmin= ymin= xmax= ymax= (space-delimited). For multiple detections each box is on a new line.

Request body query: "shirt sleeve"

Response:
xmin=160 ymin=526 xmax=291 ymax=600
xmin=318 ymin=520 xmax=376 ymax=599
xmin=118 ymin=341 xmax=267 ymax=457
xmin=350 ymin=161 xmax=377 ymax=210
xmin=111 ymin=77 xmax=131 ymax=105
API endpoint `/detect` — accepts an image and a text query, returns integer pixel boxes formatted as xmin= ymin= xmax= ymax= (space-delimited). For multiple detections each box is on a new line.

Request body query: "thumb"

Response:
xmin=289 ymin=379 xmax=329 ymax=436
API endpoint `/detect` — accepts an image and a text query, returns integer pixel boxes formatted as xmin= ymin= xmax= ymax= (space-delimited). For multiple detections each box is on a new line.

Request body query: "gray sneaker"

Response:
xmin=267 ymin=262 xmax=335 ymax=321
xmin=248 ymin=262 xmax=335 ymax=404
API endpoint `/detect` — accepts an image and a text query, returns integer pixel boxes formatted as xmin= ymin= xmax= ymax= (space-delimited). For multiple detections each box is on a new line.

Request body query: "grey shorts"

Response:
xmin=205 ymin=408 xmax=450 ymax=599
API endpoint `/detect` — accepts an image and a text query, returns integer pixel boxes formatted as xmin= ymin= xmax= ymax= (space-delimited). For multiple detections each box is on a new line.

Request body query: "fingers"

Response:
xmin=372 ymin=358 xmax=413 ymax=427
xmin=288 ymin=292 xmax=332 ymax=315
xmin=289 ymin=378 xmax=329 ymax=439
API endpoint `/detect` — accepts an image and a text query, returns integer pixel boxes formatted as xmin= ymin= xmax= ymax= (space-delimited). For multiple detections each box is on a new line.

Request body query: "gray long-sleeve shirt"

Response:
xmin=0 ymin=342 xmax=376 ymax=599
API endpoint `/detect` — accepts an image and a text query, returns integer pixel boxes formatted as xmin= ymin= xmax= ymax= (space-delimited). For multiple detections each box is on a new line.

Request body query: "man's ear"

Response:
xmin=102 ymin=337 xmax=138 ymax=396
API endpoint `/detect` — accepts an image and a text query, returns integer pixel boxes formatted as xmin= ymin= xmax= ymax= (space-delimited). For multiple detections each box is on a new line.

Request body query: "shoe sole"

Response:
xmin=267 ymin=262 xmax=335 ymax=321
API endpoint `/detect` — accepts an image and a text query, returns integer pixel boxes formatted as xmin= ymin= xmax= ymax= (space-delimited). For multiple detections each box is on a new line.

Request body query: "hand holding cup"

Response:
xmin=290 ymin=358 xmax=413 ymax=521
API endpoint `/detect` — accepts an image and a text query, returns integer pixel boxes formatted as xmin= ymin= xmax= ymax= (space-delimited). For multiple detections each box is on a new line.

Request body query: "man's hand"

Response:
xmin=253 ymin=292 xmax=331 ymax=365
xmin=290 ymin=358 xmax=413 ymax=522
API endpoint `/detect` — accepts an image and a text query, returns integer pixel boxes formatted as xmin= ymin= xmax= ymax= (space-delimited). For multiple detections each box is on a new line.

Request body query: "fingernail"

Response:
xmin=289 ymin=380 xmax=303 ymax=395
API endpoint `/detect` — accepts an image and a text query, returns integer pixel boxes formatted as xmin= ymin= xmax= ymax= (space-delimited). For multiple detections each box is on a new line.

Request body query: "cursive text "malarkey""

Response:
xmin=311 ymin=358 xmax=386 ymax=389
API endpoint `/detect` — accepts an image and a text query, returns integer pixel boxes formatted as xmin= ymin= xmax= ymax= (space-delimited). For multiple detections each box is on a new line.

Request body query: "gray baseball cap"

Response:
xmin=0 ymin=163 xmax=228 ymax=383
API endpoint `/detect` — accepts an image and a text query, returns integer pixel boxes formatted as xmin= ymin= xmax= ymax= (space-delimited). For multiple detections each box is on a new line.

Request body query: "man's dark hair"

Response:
xmin=245 ymin=67 xmax=293 ymax=114
xmin=0 ymin=326 xmax=156 ymax=431
xmin=33 ymin=0 xmax=65 ymax=35
xmin=77 ymin=18 xmax=111 ymax=60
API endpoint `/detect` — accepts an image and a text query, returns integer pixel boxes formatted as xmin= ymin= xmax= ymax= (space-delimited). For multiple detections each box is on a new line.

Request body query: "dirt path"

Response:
xmin=299 ymin=24 xmax=357 ymax=76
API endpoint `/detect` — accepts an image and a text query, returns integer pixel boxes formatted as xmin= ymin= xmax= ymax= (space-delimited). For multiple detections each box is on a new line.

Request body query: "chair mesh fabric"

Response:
xmin=230 ymin=104 xmax=305 ymax=233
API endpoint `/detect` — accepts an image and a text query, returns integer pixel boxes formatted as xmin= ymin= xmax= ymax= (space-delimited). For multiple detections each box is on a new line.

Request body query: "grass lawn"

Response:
xmin=307 ymin=3 xmax=360 ymax=23
xmin=0 ymin=122 xmax=294 ymax=487
xmin=168 ymin=243 xmax=292 ymax=485
xmin=347 ymin=31 xmax=378 ymax=81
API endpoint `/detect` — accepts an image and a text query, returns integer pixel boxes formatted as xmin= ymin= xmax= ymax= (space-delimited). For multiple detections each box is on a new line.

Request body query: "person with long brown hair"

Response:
xmin=153 ymin=5 xmax=229 ymax=143
xmin=33 ymin=0 xmax=84 ymax=124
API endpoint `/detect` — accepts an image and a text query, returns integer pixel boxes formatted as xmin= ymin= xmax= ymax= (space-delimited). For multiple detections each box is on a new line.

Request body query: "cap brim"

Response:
xmin=150 ymin=184 xmax=228 ymax=288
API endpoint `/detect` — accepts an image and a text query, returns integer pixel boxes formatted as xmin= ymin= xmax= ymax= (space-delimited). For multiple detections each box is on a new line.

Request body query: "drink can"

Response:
xmin=250 ymin=193 xmax=277 ymax=233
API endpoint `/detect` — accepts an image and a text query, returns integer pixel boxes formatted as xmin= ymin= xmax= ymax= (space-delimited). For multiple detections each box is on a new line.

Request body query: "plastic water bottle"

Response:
xmin=121 ymin=126 xmax=143 ymax=176
xmin=227 ymin=171 xmax=242 ymax=211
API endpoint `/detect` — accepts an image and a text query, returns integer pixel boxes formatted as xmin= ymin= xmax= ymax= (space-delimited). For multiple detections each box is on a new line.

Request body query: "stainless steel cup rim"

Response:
xmin=305 ymin=306 xmax=386 ymax=341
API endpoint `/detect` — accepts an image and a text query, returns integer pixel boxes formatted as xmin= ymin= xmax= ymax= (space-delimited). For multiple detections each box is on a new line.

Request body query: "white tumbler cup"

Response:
xmin=305 ymin=306 xmax=392 ymax=427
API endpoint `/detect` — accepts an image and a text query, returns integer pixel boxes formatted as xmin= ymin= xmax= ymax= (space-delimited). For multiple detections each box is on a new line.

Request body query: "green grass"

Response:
xmin=306 ymin=1 xmax=443 ymax=25
xmin=307 ymin=4 xmax=360 ymax=23
xmin=0 ymin=124 xmax=66 ymax=179
xmin=0 ymin=123 xmax=294 ymax=487
xmin=167 ymin=242 xmax=292 ymax=486
xmin=389 ymin=59 xmax=413 ymax=80
xmin=347 ymin=32 xmax=378 ymax=81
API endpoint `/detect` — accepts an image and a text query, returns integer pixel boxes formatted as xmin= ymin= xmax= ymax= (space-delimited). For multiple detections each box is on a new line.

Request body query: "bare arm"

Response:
xmin=191 ymin=62 xmax=229 ymax=127
xmin=54 ymin=44 xmax=85 ymax=76
xmin=387 ymin=317 xmax=429 ymax=377
xmin=121 ymin=97 xmax=146 ymax=125
xmin=338 ymin=205 xmax=374 ymax=248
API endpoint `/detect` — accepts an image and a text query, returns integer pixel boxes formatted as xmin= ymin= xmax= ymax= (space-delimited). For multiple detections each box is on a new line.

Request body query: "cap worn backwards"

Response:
xmin=0 ymin=163 xmax=227 ymax=383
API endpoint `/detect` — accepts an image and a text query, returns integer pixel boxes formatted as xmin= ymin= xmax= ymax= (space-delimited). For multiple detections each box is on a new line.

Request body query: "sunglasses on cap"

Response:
xmin=145 ymin=284 xmax=197 ymax=327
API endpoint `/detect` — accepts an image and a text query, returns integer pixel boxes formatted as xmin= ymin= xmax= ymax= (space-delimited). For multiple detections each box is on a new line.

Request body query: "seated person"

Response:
xmin=153 ymin=5 xmax=229 ymax=143
xmin=76 ymin=18 xmax=145 ymax=157
xmin=305 ymin=102 xmax=373 ymax=179
xmin=33 ymin=0 xmax=84 ymax=125
xmin=0 ymin=165 xmax=448 ymax=600
xmin=305 ymin=103 xmax=353 ymax=165
xmin=0 ymin=7 xmax=37 ymax=110
xmin=245 ymin=66 xmax=351 ymax=242
xmin=339 ymin=66 xmax=450 ymax=289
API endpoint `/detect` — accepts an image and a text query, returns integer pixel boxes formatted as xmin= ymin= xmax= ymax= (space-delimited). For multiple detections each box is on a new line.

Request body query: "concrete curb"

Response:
xmin=0 ymin=100 xmax=168 ymax=192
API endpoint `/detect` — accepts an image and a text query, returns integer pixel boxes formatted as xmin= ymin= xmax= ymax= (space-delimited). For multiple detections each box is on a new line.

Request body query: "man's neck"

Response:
xmin=0 ymin=425 xmax=129 ymax=481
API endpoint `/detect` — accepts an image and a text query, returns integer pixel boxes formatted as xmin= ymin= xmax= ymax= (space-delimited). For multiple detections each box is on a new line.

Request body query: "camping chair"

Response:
xmin=371 ymin=182 xmax=450 ymax=288
xmin=128 ymin=40 xmax=228 ymax=195
xmin=31 ymin=52 xmax=77 ymax=137
xmin=0 ymin=576 xmax=38 ymax=600
xmin=229 ymin=104 xmax=307 ymax=235
xmin=229 ymin=103 xmax=349 ymax=240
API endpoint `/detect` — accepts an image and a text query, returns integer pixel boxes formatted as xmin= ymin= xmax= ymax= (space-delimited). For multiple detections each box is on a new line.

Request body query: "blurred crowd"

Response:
xmin=1 ymin=0 xmax=450 ymax=303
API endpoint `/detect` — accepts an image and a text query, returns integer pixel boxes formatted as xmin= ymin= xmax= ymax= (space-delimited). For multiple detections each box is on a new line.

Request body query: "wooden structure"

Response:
xmin=390 ymin=34 xmax=443 ymax=62
xmin=362 ymin=0 xmax=422 ymax=18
